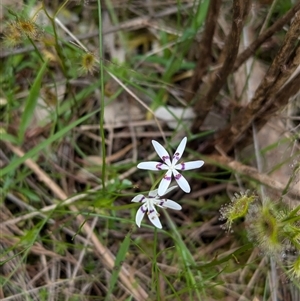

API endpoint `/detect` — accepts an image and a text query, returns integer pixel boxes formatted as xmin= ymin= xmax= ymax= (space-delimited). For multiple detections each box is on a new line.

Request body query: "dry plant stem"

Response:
xmin=237 ymin=257 xmax=268 ymax=301
xmin=54 ymin=16 xmax=166 ymax=144
xmin=0 ymin=242 xmax=38 ymax=301
xmin=0 ymin=3 xmax=194 ymax=59
xmin=238 ymin=248 xmax=259 ymax=283
xmin=237 ymin=70 xmax=300 ymax=150
xmin=259 ymin=11 xmax=300 ymax=88
xmin=234 ymin=2 xmax=300 ymax=71
xmin=218 ymin=0 xmax=251 ymax=64
xmin=1 ymin=276 xmax=89 ymax=301
xmin=208 ymin=155 xmax=300 ymax=198
xmin=185 ymin=0 xmax=222 ymax=102
xmin=4 ymin=142 xmax=148 ymax=301
xmin=2 ymin=152 xmax=155 ymax=227
xmin=1 ymin=223 xmax=67 ymax=263
xmin=215 ymin=12 xmax=300 ymax=153
xmin=106 ymin=70 xmax=167 ymax=144
xmin=237 ymin=67 xmax=300 ymax=149
xmin=268 ymin=43 xmax=300 ymax=93
xmin=191 ymin=0 xmax=247 ymax=132
xmin=5 ymin=193 xmax=89 ymax=244
xmin=68 ymin=216 xmax=99 ymax=296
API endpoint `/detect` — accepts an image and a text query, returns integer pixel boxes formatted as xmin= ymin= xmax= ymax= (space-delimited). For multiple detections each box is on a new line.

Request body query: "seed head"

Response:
xmin=16 ymin=18 xmax=39 ymax=40
xmin=3 ymin=22 xmax=23 ymax=47
xmin=79 ymin=52 xmax=98 ymax=75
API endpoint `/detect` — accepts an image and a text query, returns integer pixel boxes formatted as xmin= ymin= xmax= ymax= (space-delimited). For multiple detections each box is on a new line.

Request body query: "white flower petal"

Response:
xmin=172 ymin=137 xmax=187 ymax=165
xmin=137 ymin=161 xmax=168 ymax=171
xmin=135 ymin=205 xmax=147 ymax=227
xmin=131 ymin=194 xmax=146 ymax=203
xmin=148 ymin=186 xmax=177 ymax=199
xmin=173 ymin=170 xmax=191 ymax=193
xmin=163 ymin=185 xmax=178 ymax=195
xmin=148 ymin=189 xmax=158 ymax=198
xmin=152 ymin=140 xmax=172 ymax=166
xmin=157 ymin=199 xmax=182 ymax=210
xmin=147 ymin=207 xmax=162 ymax=229
xmin=158 ymin=170 xmax=172 ymax=196
xmin=175 ymin=160 xmax=204 ymax=171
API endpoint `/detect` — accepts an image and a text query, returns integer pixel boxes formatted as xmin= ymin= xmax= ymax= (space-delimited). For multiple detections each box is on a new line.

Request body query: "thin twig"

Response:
xmin=214 ymin=12 xmax=300 ymax=153
xmin=191 ymin=0 xmax=247 ymax=132
xmin=185 ymin=0 xmax=222 ymax=102
xmin=54 ymin=16 xmax=166 ymax=144
xmin=4 ymin=142 xmax=148 ymax=301
xmin=5 ymin=193 xmax=89 ymax=244
xmin=0 ymin=3 xmax=195 ymax=59
xmin=207 ymin=155 xmax=300 ymax=198
xmin=237 ymin=69 xmax=300 ymax=150
xmin=234 ymin=2 xmax=300 ymax=71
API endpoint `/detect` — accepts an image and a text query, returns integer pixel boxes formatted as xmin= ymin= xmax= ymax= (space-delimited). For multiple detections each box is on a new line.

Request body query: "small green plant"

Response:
xmin=219 ymin=190 xmax=257 ymax=232
xmin=220 ymin=191 xmax=300 ymax=281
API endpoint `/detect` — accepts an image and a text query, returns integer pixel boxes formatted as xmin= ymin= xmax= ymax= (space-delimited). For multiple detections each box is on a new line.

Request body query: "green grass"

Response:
xmin=1 ymin=0 xmax=300 ymax=300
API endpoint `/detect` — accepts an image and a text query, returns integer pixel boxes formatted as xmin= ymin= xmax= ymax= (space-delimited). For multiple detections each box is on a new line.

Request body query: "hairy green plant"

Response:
xmin=221 ymin=192 xmax=300 ymax=281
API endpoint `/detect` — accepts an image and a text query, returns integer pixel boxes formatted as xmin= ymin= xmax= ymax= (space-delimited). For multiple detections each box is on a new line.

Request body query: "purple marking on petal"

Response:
xmin=151 ymin=212 xmax=160 ymax=220
xmin=148 ymin=209 xmax=155 ymax=214
xmin=159 ymin=201 xmax=164 ymax=206
xmin=141 ymin=206 xmax=147 ymax=213
xmin=139 ymin=196 xmax=145 ymax=203
xmin=173 ymin=152 xmax=180 ymax=161
xmin=163 ymin=175 xmax=172 ymax=181
xmin=156 ymin=163 xmax=163 ymax=170
xmin=179 ymin=163 xmax=185 ymax=170
xmin=175 ymin=173 xmax=182 ymax=180
xmin=162 ymin=156 xmax=170 ymax=162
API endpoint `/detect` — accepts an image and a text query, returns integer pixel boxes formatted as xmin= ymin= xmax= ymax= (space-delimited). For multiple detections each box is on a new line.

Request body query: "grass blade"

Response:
xmin=2 ymin=108 xmax=100 ymax=177
xmin=105 ymin=231 xmax=131 ymax=300
xmin=18 ymin=60 xmax=48 ymax=143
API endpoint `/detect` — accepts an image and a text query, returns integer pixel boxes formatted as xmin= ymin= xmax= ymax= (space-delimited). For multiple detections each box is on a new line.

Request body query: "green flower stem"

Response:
xmin=97 ymin=0 xmax=106 ymax=191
